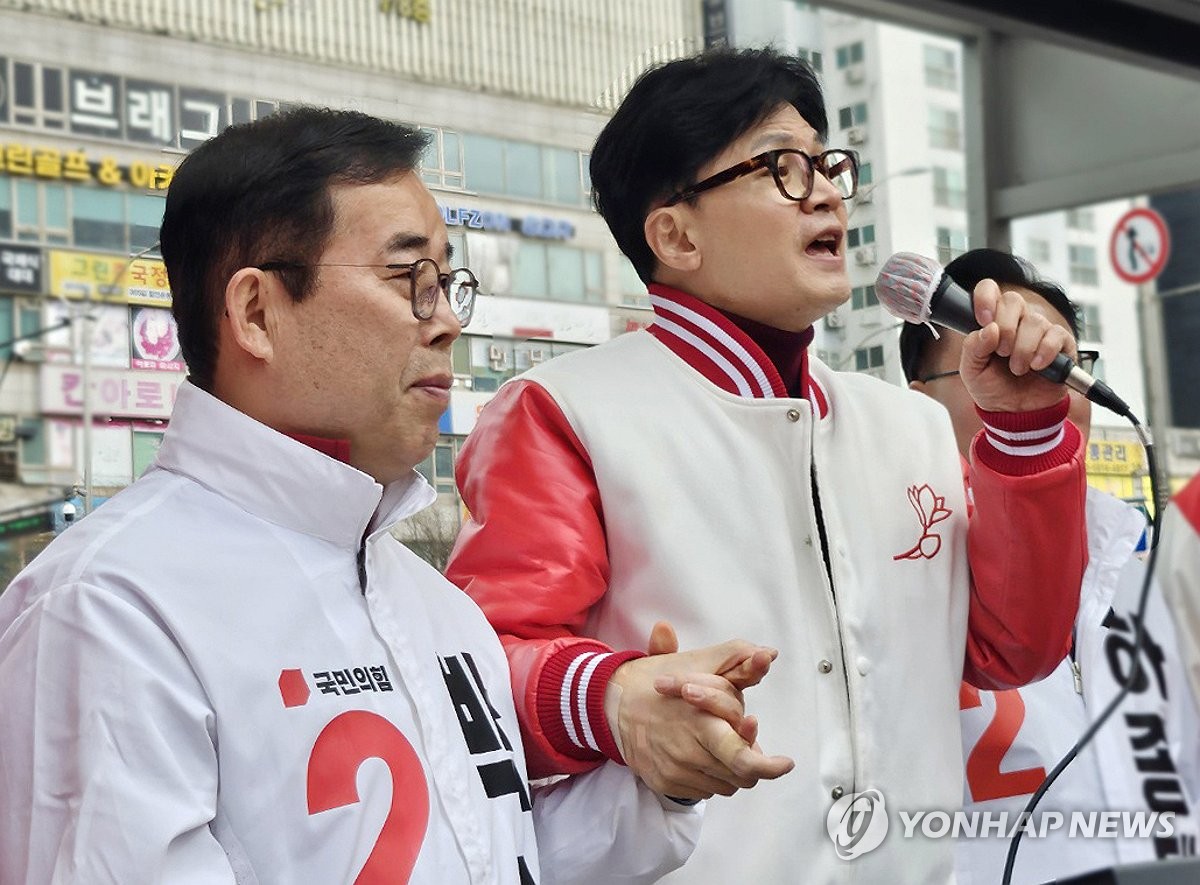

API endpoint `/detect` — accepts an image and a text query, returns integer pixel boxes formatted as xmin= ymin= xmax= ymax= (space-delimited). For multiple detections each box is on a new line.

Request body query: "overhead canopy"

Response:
xmin=819 ymin=0 xmax=1200 ymax=244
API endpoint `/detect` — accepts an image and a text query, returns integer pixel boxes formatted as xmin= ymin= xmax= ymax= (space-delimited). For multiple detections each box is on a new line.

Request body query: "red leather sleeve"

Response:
xmin=962 ymin=404 xmax=1088 ymax=689
xmin=446 ymin=379 xmax=623 ymax=777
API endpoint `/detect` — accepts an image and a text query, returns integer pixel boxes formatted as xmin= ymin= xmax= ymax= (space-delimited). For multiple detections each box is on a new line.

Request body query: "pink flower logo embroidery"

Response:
xmin=894 ymin=484 xmax=952 ymax=561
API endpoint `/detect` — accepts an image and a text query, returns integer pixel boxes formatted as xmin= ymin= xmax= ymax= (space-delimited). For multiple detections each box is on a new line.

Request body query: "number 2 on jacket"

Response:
xmin=960 ymin=684 xmax=1047 ymax=802
xmin=307 ymin=710 xmax=430 ymax=884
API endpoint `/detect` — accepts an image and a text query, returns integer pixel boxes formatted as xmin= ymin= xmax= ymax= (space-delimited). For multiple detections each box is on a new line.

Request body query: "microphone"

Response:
xmin=875 ymin=252 xmax=1131 ymax=417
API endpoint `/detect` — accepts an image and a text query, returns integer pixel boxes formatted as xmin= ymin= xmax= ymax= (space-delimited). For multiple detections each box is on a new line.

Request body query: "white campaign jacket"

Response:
xmin=957 ymin=489 xmax=1200 ymax=885
xmin=0 ymin=382 xmax=698 ymax=885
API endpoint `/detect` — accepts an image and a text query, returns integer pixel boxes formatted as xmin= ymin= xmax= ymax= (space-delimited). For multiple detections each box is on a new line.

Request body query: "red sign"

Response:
xmin=1110 ymin=207 xmax=1170 ymax=285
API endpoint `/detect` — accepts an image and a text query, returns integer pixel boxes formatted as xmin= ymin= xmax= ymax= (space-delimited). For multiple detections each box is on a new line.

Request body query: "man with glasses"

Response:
xmin=901 ymin=248 xmax=1200 ymax=883
xmin=0 ymin=107 xmax=715 ymax=883
xmin=447 ymin=48 xmax=1088 ymax=882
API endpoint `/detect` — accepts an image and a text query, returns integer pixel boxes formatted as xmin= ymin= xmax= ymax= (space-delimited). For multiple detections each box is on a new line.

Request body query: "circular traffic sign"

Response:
xmin=1110 ymin=207 xmax=1170 ymax=285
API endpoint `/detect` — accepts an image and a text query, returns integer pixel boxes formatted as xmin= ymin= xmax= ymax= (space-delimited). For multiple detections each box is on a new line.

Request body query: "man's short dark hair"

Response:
xmin=589 ymin=47 xmax=827 ymax=285
xmin=898 ymin=248 xmax=1081 ymax=384
xmin=159 ymin=107 xmax=429 ymax=390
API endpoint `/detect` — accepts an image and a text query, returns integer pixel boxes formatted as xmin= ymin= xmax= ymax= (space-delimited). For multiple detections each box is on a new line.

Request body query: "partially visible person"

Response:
xmin=0 ymin=107 xmax=729 ymax=885
xmin=1159 ymin=472 xmax=1200 ymax=719
xmin=902 ymin=248 xmax=1200 ymax=884
xmin=447 ymin=48 xmax=1089 ymax=883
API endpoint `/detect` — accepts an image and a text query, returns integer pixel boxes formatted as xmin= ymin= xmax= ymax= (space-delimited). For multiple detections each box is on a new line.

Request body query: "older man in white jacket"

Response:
xmin=0 ymin=107 xmax=762 ymax=884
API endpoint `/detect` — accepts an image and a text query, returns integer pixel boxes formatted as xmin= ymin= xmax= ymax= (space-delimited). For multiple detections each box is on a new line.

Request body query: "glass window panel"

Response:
xmin=443 ymin=131 xmax=462 ymax=174
xmin=584 ymin=250 xmax=603 ymax=302
xmin=42 ymin=67 xmax=64 ymax=111
xmin=504 ymin=141 xmax=542 ymax=199
xmin=545 ymin=147 xmax=582 ymax=206
xmin=72 ymin=188 xmax=125 ymax=251
xmin=15 ymin=180 xmax=38 ymax=227
xmin=511 ymin=242 xmax=548 ymax=298
xmin=434 ymin=443 xmax=454 ymax=479
xmin=19 ymin=419 xmax=45 ymax=467
xmin=451 ymin=336 xmax=471 ymax=375
xmin=547 ymin=245 xmax=585 ymax=301
xmin=0 ymin=297 xmax=13 ymax=359
xmin=0 ymin=181 xmax=11 ymax=239
xmin=128 ymin=193 xmax=164 ymax=255
xmin=859 ymin=162 xmax=873 ymax=186
xmin=44 ymin=183 xmax=67 ymax=230
xmin=462 ymin=133 xmax=506 ymax=194
xmin=14 ymin=63 xmax=34 ymax=108
xmin=131 ymin=431 xmax=164 ymax=478
xmin=18 ymin=301 xmax=40 ymax=336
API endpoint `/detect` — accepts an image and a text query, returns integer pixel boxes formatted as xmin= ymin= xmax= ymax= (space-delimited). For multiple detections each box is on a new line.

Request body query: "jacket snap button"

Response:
xmin=818 ymin=659 xmax=833 ymax=674
xmin=786 ymin=409 xmax=801 ymax=422
xmin=831 ymin=785 xmax=845 ymax=800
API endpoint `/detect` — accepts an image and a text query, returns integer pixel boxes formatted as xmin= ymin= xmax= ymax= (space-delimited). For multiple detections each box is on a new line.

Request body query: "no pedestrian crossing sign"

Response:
xmin=1109 ymin=207 xmax=1170 ymax=285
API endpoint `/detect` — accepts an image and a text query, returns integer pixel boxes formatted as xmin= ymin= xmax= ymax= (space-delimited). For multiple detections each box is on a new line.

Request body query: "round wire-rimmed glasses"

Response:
xmin=662 ymin=148 xmax=859 ymax=207
xmin=256 ymin=258 xmax=480 ymax=327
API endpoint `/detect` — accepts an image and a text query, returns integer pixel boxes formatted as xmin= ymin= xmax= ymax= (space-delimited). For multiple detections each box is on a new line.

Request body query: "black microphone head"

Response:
xmin=875 ymin=252 xmax=944 ymax=324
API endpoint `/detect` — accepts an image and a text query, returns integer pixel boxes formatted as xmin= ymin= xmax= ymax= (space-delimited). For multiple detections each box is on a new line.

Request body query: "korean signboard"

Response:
xmin=40 ymin=364 xmax=183 ymax=420
xmin=0 ymin=244 xmax=42 ymax=294
xmin=48 ymin=249 xmax=171 ymax=307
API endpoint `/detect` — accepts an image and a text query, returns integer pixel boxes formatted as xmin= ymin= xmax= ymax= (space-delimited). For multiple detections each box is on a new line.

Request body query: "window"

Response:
xmin=835 ymin=42 xmax=864 ymax=69
xmin=1066 ymin=208 xmax=1095 ymax=231
xmin=72 ymin=188 xmax=125 ymax=252
xmin=858 ymin=162 xmax=873 ymax=186
xmin=462 ymin=334 xmax=588 ymax=391
xmin=1078 ymin=303 xmax=1103 ymax=342
xmin=923 ymin=46 xmax=958 ymax=90
xmin=461 ymin=132 xmax=589 ymax=206
xmin=127 ymin=193 xmax=164 ymax=255
xmin=847 ymin=225 xmax=875 ymax=249
xmin=851 ymin=285 xmax=878 ymax=310
xmin=1027 ymin=238 xmax=1052 ymax=263
xmin=928 ymin=107 xmax=962 ymax=150
xmin=1069 ymin=244 xmax=1099 ymax=286
xmin=932 ymin=167 xmax=966 ymax=209
xmin=416 ymin=438 xmax=459 ymax=496
xmin=15 ymin=180 xmax=69 ymax=244
xmin=419 ymin=127 xmax=465 ymax=189
xmin=937 ymin=227 xmax=968 ymax=265
xmin=798 ymin=48 xmax=824 ymax=73
xmin=10 ymin=60 xmax=67 ymax=130
xmin=0 ymin=181 xmax=11 ymax=240
xmin=838 ymin=103 xmax=868 ymax=129
xmin=854 ymin=345 xmax=884 ymax=371
xmin=510 ymin=242 xmax=604 ymax=303
xmin=619 ymin=258 xmax=649 ymax=307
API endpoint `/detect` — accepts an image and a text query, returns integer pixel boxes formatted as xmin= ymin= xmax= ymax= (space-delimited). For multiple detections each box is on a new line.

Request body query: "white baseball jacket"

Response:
xmin=0 ymin=381 xmax=699 ymax=885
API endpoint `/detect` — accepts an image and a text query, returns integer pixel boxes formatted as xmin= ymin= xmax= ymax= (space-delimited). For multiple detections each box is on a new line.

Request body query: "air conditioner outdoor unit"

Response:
xmin=845 ymin=65 xmax=865 ymax=85
xmin=528 ymin=347 xmax=546 ymax=364
xmin=11 ymin=340 xmax=47 ymax=362
xmin=855 ymin=245 xmax=878 ymax=266
xmin=855 ymin=187 xmax=874 ymax=204
xmin=847 ymin=127 xmax=866 ymax=145
xmin=824 ymin=311 xmax=845 ymax=330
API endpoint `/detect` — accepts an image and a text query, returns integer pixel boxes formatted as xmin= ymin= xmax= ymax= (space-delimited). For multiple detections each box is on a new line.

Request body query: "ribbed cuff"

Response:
xmin=973 ymin=397 xmax=1079 ymax=476
xmin=535 ymin=643 xmax=646 ymax=764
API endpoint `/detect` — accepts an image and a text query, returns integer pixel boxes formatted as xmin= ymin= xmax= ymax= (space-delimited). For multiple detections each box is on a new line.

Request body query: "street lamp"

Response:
xmin=849 ymin=165 xmax=931 ymax=217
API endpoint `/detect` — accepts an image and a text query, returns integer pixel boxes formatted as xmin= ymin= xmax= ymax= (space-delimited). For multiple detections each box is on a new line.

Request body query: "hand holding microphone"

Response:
xmin=876 ymin=252 xmax=1131 ymax=417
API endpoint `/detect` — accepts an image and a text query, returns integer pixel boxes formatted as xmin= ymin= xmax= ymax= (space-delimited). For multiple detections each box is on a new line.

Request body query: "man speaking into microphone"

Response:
xmin=446 ymin=47 xmax=1088 ymax=883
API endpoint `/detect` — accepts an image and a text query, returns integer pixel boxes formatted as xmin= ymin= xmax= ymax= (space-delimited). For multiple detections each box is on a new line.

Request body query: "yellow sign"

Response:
xmin=1085 ymin=440 xmax=1143 ymax=477
xmin=1 ymin=143 xmax=174 ymax=191
xmin=48 ymin=250 xmax=172 ymax=307
xmin=380 ymin=0 xmax=431 ymax=24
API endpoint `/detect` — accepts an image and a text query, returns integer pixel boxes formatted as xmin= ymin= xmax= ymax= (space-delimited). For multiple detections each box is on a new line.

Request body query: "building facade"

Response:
xmin=0 ymin=0 xmax=701 ymax=574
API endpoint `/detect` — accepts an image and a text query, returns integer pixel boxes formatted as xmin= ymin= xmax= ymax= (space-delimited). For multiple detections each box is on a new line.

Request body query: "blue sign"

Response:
xmin=440 ymin=205 xmax=574 ymax=241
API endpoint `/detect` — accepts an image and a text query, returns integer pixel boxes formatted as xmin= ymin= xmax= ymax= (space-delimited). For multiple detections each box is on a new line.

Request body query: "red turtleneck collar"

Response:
xmin=645 ymin=283 xmax=829 ymax=417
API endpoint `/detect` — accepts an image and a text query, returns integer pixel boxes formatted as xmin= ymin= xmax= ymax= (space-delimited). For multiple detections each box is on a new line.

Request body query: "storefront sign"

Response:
xmin=0 ymin=141 xmax=175 ymax=190
xmin=40 ymin=364 xmax=183 ymax=420
xmin=0 ymin=244 xmax=43 ymax=294
xmin=440 ymin=205 xmax=575 ymax=241
xmin=1086 ymin=440 xmax=1144 ymax=476
xmin=467 ymin=295 xmax=609 ymax=345
xmin=131 ymin=307 xmax=185 ymax=372
xmin=48 ymin=249 xmax=171 ymax=307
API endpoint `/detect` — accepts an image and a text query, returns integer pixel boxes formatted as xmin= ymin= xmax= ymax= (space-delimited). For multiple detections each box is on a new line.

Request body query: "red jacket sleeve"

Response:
xmin=446 ymin=380 xmax=640 ymax=778
xmin=962 ymin=398 xmax=1088 ymax=689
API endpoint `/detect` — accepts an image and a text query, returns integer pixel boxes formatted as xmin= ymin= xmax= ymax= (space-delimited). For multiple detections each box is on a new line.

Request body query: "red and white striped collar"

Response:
xmin=646 ymin=283 xmax=829 ymax=417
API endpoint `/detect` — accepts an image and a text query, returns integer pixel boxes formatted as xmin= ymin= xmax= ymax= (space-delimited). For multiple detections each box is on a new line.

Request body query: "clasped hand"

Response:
xmin=603 ymin=621 xmax=794 ymax=800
